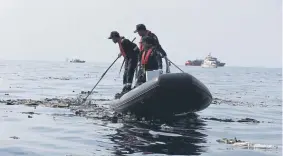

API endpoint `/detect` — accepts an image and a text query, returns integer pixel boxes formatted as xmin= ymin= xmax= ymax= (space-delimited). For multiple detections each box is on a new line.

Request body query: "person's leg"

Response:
xmin=122 ymin=59 xmax=129 ymax=85
xmin=126 ymin=58 xmax=137 ymax=88
xmin=122 ymin=59 xmax=134 ymax=93
xmin=115 ymin=59 xmax=129 ymax=99
xmin=134 ymin=69 xmax=146 ymax=88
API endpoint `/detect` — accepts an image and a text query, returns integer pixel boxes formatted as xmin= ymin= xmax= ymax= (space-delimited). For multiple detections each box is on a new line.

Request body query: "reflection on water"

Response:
xmin=110 ymin=114 xmax=208 ymax=155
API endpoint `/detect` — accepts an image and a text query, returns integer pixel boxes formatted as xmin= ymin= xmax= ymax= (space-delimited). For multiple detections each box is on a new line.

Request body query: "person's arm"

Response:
xmin=164 ymin=57 xmax=170 ymax=73
xmin=150 ymin=35 xmax=169 ymax=72
xmin=137 ymin=51 xmax=142 ymax=64
xmin=133 ymin=44 xmax=141 ymax=79
xmin=120 ymin=38 xmax=129 ymax=57
xmin=151 ymin=34 xmax=167 ymax=57
xmin=154 ymin=49 xmax=163 ymax=70
xmin=133 ymin=44 xmax=141 ymax=61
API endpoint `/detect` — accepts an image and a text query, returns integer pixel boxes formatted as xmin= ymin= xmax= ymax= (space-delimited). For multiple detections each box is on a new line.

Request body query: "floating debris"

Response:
xmin=202 ymin=117 xmax=262 ymax=123
xmin=6 ymin=100 xmax=14 ymax=105
xmin=217 ymin=137 xmax=279 ymax=150
xmin=42 ymin=76 xmax=73 ymax=80
xmin=237 ymin=118 xmax=260 ymax=123
xmin=45 ymin=102 xmax=70 ymax=108
xmin=211 ymin=97 xmax=280 ymax=107
xmin=42 ymin=75 xmax=97 ymax=80
xmin=10 ymin=136 xmax=20 ymax=139
xmin=1 ymin=98 xmax=82 ymax=108
xmin=21 ymin=112 xmax=40 ymax=115
xmin=80 ymin=90 xmax=98 ymax=94
xmin=1 ymin=97 xmax=113 ymax=120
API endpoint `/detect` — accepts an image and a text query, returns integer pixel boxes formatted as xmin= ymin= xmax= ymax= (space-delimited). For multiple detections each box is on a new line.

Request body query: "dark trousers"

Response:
xmin=134 ymin=59 xmax=161 ymax=88
xmin=134 ymin=70 xmax=146 ymax=87
xmin=123 ymin=58 xmax=137 ymax=85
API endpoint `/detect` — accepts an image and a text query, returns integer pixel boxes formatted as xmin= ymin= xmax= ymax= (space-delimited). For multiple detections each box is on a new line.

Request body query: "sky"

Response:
xmin=0 ymin=0 xmax=281 ymax=68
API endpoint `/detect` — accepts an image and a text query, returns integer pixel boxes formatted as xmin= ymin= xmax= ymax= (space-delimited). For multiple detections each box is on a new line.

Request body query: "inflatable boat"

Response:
xmin=109 ymin=67 xmax=212 ymax=118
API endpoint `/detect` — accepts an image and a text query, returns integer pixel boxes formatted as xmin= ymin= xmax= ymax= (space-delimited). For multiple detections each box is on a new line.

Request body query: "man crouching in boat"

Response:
xmin=108 ymin=31 xmax=140 ymax=99
xmin=134 ymin=24 xmax=170 ymax=73
xmin=134 ymin=36 xmax=163 ymax=87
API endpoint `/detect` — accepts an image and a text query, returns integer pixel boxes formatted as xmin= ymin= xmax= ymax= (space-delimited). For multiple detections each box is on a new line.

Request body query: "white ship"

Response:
xmin=201 ymin=53 xmax=217 ymax=68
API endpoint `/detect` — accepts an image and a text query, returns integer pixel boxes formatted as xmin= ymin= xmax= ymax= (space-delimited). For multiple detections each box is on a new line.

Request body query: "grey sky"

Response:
xmin=0 ymin=0 xmax=281 ymax=67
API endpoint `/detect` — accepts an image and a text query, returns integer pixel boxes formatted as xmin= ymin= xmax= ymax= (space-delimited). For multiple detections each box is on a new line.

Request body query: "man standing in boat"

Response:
xmin=135 ymin=36 xmax=163 ymax=87
xmin=134 ymin=24 xmax=170 ymax=73
xmin=108 ymin=31 xmax=140 ymax=98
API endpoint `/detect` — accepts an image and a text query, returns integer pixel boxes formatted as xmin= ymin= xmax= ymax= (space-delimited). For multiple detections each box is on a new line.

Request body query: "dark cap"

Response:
xmin=134 ymin=24 xmax=146 ymax=33
xmin=108 ymin=31 xmax=120 ymax=39
xmin=141 ymin=36 xmax=154 ymax=45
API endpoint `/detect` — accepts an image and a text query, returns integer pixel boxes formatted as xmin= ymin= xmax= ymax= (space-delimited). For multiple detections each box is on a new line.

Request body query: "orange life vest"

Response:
xmin=141 ymin=48 xmax=153 ymax=65
xmin=139 ymin=30 xmax=151 ymax=52
xmin=118 ymin=39 xmax=126 ymax=57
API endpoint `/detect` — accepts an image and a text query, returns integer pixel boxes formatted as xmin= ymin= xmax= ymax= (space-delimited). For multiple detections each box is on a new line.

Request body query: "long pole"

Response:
xmin=167 ymin=58 xmax=185 ymax=73
xmin=119 ymin=59 xmax=125 ymax=76
xmin=82 ymin=37 xmax=136 ymax=104
xmin=82 ymin=56 xmax=120 ymax=103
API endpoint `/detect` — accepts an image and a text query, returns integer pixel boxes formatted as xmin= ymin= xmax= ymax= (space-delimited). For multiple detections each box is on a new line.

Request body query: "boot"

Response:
xmin=114 ymin=93 xmax=122 ymax=99
xmin=122 ymin=84 xmax=132 ymax=93
xmin=114 ymin=84 xmax=132 ymax=99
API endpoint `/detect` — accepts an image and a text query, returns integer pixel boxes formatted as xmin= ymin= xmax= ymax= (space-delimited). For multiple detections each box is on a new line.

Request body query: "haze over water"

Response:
xmin=0 ymin=0 xmax=281 ymax=68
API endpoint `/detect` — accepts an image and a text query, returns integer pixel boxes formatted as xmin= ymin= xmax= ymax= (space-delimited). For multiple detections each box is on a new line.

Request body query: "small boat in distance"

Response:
xmin=70 ymin=59 xmax=86 ymax=63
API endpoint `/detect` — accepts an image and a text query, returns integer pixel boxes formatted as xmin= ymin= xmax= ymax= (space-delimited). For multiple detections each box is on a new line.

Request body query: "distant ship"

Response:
xmin=69 ymin=59 xmax=86 ymax=63
xmin=218 ymin=62 xmax=225 ymax=67
xmin=201 ymin=53 xmax=218 ymax=68
xmin=185 ymin=59 xmax=203 ymax=66
xmin=185 ymin=53 xmax=225 ymax=67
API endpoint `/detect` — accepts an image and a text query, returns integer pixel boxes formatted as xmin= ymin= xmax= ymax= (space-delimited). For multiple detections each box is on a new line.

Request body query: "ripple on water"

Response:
xmin=0 ymin=105 xmax=116 ymax=156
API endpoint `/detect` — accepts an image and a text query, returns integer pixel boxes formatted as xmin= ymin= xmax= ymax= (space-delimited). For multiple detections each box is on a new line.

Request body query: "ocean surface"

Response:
xmin=0 ymin=60 xmax=282 ymax=156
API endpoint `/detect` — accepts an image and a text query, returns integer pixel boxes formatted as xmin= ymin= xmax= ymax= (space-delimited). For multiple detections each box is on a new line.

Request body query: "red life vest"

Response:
xmin=139 ymin=30 xmax=151 ymax=52
xmin=118 ymin=39 xmax=126 ymax=57
xmin=141 ymin=48 xmax=153 ymax=65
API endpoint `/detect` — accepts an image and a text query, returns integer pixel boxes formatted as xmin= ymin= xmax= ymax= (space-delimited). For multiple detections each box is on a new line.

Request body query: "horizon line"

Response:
xmin=0 ymin=58 xmax=281 ymax=69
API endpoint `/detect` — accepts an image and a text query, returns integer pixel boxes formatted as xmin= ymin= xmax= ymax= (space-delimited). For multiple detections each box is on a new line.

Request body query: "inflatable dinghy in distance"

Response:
xmin=110 ymin=70 xmax=212 ymax=118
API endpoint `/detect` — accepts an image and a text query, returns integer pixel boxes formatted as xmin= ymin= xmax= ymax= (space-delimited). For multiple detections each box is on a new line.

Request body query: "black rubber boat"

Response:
xmin=109 ymin=72 xmax=212 ymax=118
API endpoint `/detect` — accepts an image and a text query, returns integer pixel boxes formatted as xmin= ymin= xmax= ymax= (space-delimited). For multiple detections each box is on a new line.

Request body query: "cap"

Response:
xmin=141 ymin=36 xmax=154 ymax=45
xmin=134 ymin=24 xmax=146 ymax=33
xmin=108 ymin=31 xmax=120 ymax=39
